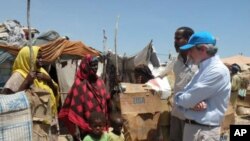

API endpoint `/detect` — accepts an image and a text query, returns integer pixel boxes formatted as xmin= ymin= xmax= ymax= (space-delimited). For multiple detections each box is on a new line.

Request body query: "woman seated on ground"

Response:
xmin=59 ymin=55 xmax=111 ymax=141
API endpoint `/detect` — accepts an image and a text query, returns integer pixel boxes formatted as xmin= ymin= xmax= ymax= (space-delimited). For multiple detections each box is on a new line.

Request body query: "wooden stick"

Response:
xmin=27 ymin=0 xmax=34 ymax=71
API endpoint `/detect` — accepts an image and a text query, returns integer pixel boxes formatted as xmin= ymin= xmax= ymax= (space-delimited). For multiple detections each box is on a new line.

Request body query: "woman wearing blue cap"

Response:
xmin=174 ymin=32 xmax=231 ymax=141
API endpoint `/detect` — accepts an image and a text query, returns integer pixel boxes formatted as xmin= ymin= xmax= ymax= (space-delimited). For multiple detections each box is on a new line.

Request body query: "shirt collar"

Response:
xmin=199 ymin=55 xmax=219 ymax=69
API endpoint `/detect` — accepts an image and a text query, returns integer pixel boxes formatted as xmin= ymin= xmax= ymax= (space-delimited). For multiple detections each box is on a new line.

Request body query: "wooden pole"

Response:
xmin=114 ymin=16 xmax=120 ymax=78
xmin=27 ymin=0 xmax=34 ymax=71
xmin=103 ymin=29 xmax=107 ymax=53
xmin=102 ymin=29 xmax=107 ymax=80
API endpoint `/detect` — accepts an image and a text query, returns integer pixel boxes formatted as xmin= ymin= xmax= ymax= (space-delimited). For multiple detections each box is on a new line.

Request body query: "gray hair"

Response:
xmin=196 ymin=44 xmax=218 ymax=56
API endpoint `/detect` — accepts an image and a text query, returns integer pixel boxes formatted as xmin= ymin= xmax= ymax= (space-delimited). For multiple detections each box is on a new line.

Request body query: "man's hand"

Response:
xmin=192 ymin=101 xmax=207 ymax=111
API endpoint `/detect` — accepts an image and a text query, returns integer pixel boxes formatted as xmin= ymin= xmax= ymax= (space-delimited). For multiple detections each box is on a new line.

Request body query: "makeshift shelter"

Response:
xmin=0 ymin=38 xmax=100 ymax=62
xmin=105 ymin=40 xmax=160 ymax=92
xmin=222 ymin=55 xmax=250 ymax=71
xmin=222 ymin=55 xmax=250 ymax=65
xmin=0 ymin=19 xmax=27 ymax=47
xmin=0 ymin=38 xmax=101 ymax=93
xmin=0 ymin=20 xmax=28 ymax=87
xmin=0 ymin=20 xmax=40 ymax=64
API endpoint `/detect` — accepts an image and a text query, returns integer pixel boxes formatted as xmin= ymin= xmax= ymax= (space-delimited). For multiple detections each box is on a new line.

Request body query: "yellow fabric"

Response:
xmin=13 ymin=46 xmax=59 ymax=116
xmin=108 ymin=131 xmax=125 ymax=141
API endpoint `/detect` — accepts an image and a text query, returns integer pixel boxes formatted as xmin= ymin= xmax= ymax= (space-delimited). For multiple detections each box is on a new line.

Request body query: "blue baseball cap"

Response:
xmin=180 ymin=31 xmax=216 ymax=50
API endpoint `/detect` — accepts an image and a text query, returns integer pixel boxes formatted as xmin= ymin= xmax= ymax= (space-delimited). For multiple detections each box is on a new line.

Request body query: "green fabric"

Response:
xmin=238 ymin=89 xmax=246 ymax=97
xmin=83 ymin=133 xmax=108 ymax=141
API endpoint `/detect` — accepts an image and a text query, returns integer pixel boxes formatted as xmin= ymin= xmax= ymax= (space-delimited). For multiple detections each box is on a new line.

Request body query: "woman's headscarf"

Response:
xmin=13 ymin=46 xmax=58 ymax=116
xmin=75 ymin=54 xmax=97 ymax=80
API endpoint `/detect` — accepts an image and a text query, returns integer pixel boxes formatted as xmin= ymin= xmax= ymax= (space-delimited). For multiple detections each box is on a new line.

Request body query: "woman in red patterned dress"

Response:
xmin=59 ymin=55 xmax=110 ymax=141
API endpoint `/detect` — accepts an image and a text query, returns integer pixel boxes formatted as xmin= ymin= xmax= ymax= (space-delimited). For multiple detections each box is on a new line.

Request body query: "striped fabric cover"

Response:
xmin=0 ymin=91 xmax=32 ymax=141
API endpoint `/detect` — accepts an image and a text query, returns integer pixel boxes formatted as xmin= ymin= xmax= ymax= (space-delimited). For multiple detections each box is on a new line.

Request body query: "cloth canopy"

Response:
xmin=221 ymin=55 xmax=250 ymax=66
xmin=0 ymin=38 xmax=101 ymax=63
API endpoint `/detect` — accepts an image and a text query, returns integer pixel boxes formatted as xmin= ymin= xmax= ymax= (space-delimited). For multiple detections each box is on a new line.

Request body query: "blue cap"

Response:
xmin=180 ymin=31 xmax=216 ymax=50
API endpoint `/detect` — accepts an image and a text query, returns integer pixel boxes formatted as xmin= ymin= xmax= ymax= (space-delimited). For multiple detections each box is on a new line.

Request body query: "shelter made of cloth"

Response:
xmin=0 ymin=38 xmax=101 ymax=63
xmin=222 ymin=55 xmax=250 ymax=66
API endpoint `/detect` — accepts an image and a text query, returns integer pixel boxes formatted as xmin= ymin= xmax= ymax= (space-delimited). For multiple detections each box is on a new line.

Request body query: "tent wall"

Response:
xmin=55 ymin=59 xmax=80 ymax=104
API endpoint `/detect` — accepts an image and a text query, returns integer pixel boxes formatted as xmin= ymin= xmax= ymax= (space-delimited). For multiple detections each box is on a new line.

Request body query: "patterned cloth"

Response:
xmin=59 ymin=55 xmax=110 ymax=135
xmin=0 ymin=91 xmax=32 ymax=141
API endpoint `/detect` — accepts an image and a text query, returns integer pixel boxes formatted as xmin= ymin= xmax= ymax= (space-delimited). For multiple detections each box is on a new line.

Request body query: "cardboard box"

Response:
xmin=123 ymin=113 xmax=161 ymax=141
xmin=119 ymin=83 xmax=162 ymax=114
xmin=119 ymin=83 xmax=171 ymax=141
xmin=120 ymin=83 xmax=149 ymax=93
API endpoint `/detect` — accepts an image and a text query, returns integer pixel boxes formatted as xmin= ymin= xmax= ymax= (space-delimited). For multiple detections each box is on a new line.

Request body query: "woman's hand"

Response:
xmin=26 ymin=71 xmax=37 ymax=83
xmin=18 ymin=71 xmax=36 ymax=91
xmin=36 ymin=72 xmax=51 ymax=83
xmin=36 ymin=72 xmax=58 ymax=96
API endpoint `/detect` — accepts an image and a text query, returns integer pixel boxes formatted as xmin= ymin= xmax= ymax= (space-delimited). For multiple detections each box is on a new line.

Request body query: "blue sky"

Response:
xmin=1 ymin=0 xmax=250 ymax=62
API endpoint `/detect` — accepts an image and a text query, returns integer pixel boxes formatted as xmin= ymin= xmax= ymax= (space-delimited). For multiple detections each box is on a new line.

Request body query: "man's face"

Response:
xmin=174 ymin=30 xmax=188 ymax=53
xmin=187 ymin=46 xmax=203 ymax=65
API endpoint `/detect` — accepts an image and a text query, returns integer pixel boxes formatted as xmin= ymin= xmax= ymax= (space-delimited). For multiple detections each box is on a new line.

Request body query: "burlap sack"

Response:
xmin=25 ymin=88 xmax=58 ymax=141
xmin=221 ymin=103 xmax=235 ymax=133
xmin=25 ymin=88 xmax=52 ymax=123
xmin=236 ymin=106 xmax=250 ymax=115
